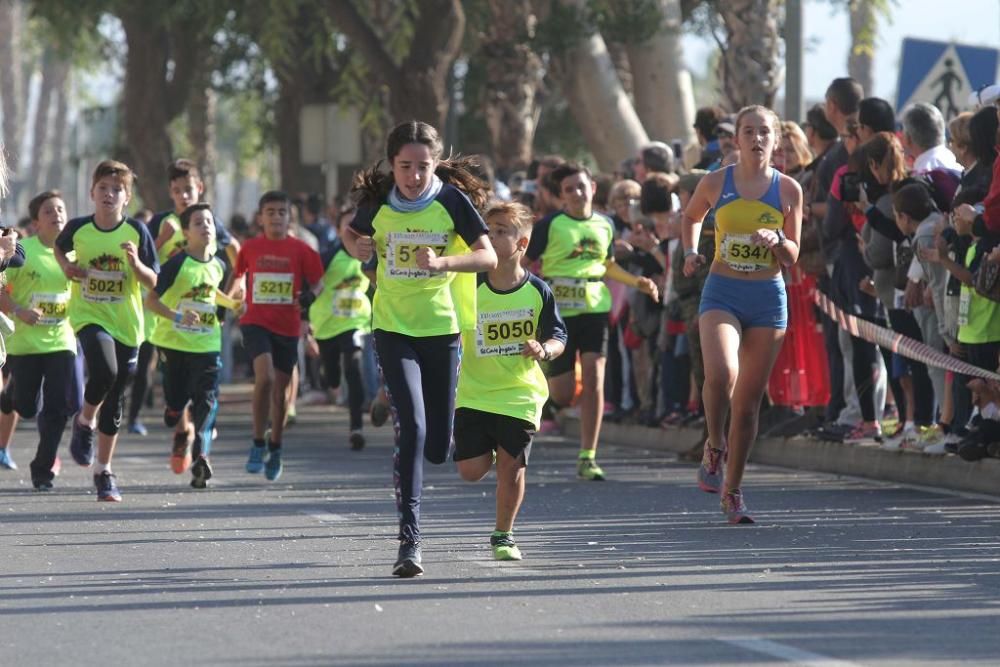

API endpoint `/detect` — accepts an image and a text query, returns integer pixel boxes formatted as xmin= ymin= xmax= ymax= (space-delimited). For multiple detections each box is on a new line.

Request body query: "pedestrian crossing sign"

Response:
xmin=896 ymin=37 xmax=999 ymax=121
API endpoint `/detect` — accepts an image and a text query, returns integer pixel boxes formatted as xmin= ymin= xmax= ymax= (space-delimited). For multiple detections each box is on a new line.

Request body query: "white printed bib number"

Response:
xmin=721 ymin=233 xmax=772 ymax=272
xmin=174 ymin=299 xmax=217 ymax=334
xmin=386 ymin=232 xmax=449 ymax=279
xmin=83 ymin=269 xmax=126 ymax=303
xmin=30 ymin=292 xmax=69 ymax=325
xmin=332 ymin=289 xmax=366 ymax=318
xmin=253 ymin=272 xmax=294 ymax=304
xmin=551 ymin=277 xmax=587 ymax=310
xmin=476 ymin=308 xmax=535 ymax=357
xmin=958 ymin=289 xmax=971 ymax=326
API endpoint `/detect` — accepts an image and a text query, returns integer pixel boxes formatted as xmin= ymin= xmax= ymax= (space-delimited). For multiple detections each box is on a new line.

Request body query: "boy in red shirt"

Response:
xmin=234 ymin=191 xmax=324 ymax=481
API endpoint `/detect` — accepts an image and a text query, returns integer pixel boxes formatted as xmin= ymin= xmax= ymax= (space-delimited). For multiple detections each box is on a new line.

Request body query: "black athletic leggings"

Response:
xmin=319 ymin=330 xmax=365 ymax=432
xmin=374 ymin=329 xmax=460 ymax=544
xmin=128 ymin=341 xmax=156 ymax=425
xmin=78 ymin=324 xmax=139 ymax=436
xmin=885 ymin=309 xmax=935 ymax=426
xmin=5 ymin=351 xmax=83 ymax=483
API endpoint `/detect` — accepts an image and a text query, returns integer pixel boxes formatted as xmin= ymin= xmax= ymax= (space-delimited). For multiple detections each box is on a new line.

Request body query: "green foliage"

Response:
xmin=534 ymin=1 xmax=594 ymax=56
xmin=590 ymin=0 xmax=663 ymax=44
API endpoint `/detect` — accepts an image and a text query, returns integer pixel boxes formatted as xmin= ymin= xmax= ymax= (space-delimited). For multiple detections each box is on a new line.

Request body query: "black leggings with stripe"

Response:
xmin=374 ymin=329 xmax=460 ymax=544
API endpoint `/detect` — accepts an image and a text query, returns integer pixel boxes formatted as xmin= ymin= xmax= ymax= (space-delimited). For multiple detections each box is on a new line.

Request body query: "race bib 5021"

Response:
xmin=82 ymin=269 xmax=126 ymax=303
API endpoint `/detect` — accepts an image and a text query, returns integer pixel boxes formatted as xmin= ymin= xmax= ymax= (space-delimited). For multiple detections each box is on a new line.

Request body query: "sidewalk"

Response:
xmin=560 ymin=416 xmax=1000 ymax=497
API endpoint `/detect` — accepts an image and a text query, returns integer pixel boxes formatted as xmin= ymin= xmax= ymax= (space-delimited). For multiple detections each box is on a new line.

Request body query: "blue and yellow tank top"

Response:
xmin=713 ymin=166 xmax=784 ymax=273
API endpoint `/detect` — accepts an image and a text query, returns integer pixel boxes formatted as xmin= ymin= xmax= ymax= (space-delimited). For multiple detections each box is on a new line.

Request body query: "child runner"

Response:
xmin=454 ymin=202 xmax=566 ymax=561
xmin=308 ymin=207 xmax=370 ymax=450
xmin=56 ymin=160 xmax=159 ymax=501
xmin=130 ymin=159 xmax=240 ymax=436
xmin=145 ymin=203 xmax=231 ymax=488
xmin=344 ymin=120 xmax=496 ymax=578
xmin=235 ymin=191 xmax=324 ymax=481
xmin=526 ymin=163 xmax=658 ymax=480
xmin=682 ymin=105 xmax=803 ymax=523
xmin=0 ymin=191 xmax=80 ymax=488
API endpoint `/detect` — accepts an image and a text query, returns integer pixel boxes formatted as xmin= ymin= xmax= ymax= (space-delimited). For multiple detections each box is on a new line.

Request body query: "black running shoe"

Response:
xmin=392 ymin=541 xmax=423 ymax=578
xmin=33 ymin=479 xmax=54 ymax=492
xmin=94 ymin=471 xmax=122 ymax=502
xmin=370 ymin=398 xmax=390 ymax=428
xmin=349 ymin=431 xmax=365 ymax=451
xmin=190 ymin=456 xmax=213 ymax=489
xmin=69 ymin=417 xmax=96 ymax=467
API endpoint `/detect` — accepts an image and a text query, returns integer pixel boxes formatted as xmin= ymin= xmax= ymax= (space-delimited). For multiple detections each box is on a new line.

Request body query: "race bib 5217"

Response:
xmin=253 ymin=272 xmax=294 ymax=304
xmin=386 ymin=232 xmax=449 ymax=279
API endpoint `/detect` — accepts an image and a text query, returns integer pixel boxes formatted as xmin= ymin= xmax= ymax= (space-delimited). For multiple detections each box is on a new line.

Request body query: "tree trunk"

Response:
xmin=848 ymin=0 xmax=875 ymax=96
xmin=326 ymin=0 xmax=465 ymax=129
xmin=119 ymin=9 xmax=205 ymax=210
xmin=26 ymin=49 xmax=58 ymax=197
xmin=606 ymin=41 xmax=633 ymax=99
xmin=551 ymin=24 xmax=649 ymax=171
xmin=187 ymin=78 xmax=217 ymax=199
xmin=626 ymin=0 xmax=696 ymax=144
xmin=46 ymin=64 xmax=69 ymax=192
xmin=121 ymin=17 xmax=174 ymax=210
xmin=275 ymin=66 xmax=308 ymax=193
xmin=717 ymin=0 xmax=782 ymax=110
xmin=481 ymin=0 xmax=544 ymax=173
xmin=0 ymin=0 xmax=25 ymax=194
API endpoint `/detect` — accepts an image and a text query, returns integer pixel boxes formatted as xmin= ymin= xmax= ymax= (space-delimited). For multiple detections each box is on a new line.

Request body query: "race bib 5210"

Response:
xmin=550 ymin=277 xmax=588 ymax=311
xmin=332 ymin=289 xmax=366 ymax=318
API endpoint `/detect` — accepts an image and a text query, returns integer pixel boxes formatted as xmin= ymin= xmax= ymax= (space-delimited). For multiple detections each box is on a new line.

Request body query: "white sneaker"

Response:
xmin=881 ymin=425 xmax=916 ymax=451
xmin=923 ymin=441 xmax=949 ymax=455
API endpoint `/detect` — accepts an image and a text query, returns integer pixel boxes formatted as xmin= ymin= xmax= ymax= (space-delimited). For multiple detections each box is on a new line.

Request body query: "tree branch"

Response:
xmin=325 ymin=0 xmax=401 ymax=88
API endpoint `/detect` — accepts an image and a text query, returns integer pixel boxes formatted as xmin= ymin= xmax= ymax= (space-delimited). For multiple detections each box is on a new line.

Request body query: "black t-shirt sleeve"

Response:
xmin=320 ymin=242 xmax=341 ymax=270
xmin=526 ymin=214 xmax=555 ymax=261
xmin=55 ymin=217 xmax=89 ymax=253
xmin=437 ymin=185 xmax=488 ymax=246
xmin=131 ymin=218 xmax=160 ymax=273
xmin=350 ymin=205 xmax=377 ymax=236
xmin=147 ymin=211 xmax=168 ymax=240
xmin=530 ymin=274 xmax=567 ymax=345
xmin=214 ymin=218 xmax=232 ymax=248
xmin=154 ymin=254 xmax=185 ymax=296
xmin=0 ymin=241 xmax=25 ymax=270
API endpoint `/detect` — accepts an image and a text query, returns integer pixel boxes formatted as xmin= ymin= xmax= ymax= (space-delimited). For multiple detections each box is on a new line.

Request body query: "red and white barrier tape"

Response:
xmin=813 ymin=291 xmax=1000 ymax=382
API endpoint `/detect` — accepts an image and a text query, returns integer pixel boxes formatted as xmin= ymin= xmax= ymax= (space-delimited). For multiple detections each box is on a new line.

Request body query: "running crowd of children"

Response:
xmin=0 ymin=73 xmax=999 ymax=576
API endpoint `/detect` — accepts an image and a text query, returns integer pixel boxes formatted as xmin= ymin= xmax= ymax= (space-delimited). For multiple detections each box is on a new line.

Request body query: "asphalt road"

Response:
xmin=1 ymin=390 xmax=999 ymax=666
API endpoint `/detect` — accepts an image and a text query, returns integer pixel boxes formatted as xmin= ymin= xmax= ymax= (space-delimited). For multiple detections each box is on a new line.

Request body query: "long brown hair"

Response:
xmin=352 ymin=120 xmax=490 ymax=212
xmin=863 ymin=132 xmax=907 ymax=183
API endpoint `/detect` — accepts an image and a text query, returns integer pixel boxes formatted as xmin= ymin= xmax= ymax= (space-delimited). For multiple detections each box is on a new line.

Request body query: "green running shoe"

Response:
xmin=490 ymin=532 xmax=522 ymax=561
xmin=576 ymin=457 xmax=605 ymax=481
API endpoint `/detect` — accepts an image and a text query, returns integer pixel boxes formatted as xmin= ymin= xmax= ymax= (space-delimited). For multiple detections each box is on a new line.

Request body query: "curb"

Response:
xmin=559 ymin=416 xmax=1000 ymax=497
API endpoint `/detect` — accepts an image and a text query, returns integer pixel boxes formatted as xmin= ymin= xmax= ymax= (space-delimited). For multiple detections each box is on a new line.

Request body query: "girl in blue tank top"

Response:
xmin=680 ymin=105 xmax=804 ymax=525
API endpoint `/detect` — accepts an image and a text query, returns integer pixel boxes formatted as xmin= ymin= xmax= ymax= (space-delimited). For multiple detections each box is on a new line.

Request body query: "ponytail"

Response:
xmin=435 ymin=155 xmax=490 ymax=212
xmin=350 ymin=160 xmax=394 ymax=209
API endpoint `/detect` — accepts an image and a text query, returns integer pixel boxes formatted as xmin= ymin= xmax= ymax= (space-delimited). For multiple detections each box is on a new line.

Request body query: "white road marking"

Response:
xmin=454 ymin=552 xmax=542 ymax=575
xmin=718 ymin=637 xmax=864 ymax=666
xmin=302 ymin=510 xmax=350 ymax=523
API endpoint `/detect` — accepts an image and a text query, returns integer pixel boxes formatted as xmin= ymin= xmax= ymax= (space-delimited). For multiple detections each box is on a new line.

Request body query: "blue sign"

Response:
xmin=896 ymin=38 xmax=999 ymax=120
